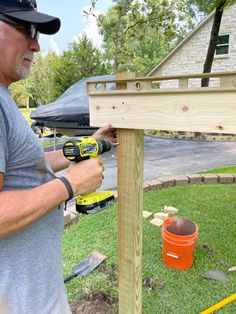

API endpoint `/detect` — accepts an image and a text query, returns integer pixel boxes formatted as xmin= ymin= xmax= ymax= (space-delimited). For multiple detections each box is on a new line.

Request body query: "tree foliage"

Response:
xmin=10 ymin=79 xmax=32 ymax=108
xmin=98 ymin=0 xmax=197 ymax=74
xmin=67 ymin=34 xmax=111 ymax=80
xmin=21 ymin=35 xmax=111 ymax=107
xmin=13 ymin=0 xmax=236 ymax=107
xmin=28 ymin=52 xmax=58 ymax=106
xmin=187 ymin=0 xmax=235 ymax=14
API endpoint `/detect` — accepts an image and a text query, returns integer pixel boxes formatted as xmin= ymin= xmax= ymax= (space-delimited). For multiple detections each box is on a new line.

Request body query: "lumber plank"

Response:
xmin=89 ymin=91 xmax=236 ymax=133
xmin=117 ymin=128 xmax=144 ymax=314
xmin=87 ymin=71 xmax=236 ymax=314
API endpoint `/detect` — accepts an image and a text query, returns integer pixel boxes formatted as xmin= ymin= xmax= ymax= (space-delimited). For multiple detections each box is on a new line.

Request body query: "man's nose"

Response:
xmin=29 ymin=37 xmax=40 ymax=52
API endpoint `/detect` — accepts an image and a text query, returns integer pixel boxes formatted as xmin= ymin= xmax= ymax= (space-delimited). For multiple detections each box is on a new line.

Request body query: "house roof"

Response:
xmin=147 ymin=10 xmax=216 ymax=77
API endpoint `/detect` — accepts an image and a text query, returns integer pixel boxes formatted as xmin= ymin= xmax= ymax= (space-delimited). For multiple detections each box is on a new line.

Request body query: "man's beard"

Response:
xmin=16 ymin=65 xmax=31 ymax=80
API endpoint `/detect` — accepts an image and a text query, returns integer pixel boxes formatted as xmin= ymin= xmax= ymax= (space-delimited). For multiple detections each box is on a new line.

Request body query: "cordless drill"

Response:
xmin=63 ymin=137 xmax=113 ymax=162
xmin=62 ymin=137 xmax=115 ymax=214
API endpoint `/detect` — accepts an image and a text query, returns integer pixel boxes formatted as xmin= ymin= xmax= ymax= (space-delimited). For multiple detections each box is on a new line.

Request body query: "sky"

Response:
xmin=37 ymin=0 xmax=113 ymax=54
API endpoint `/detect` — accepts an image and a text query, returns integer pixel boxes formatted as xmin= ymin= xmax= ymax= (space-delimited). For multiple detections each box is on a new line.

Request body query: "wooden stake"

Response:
xmin=117 ymin=128 xmax=144 ymax=314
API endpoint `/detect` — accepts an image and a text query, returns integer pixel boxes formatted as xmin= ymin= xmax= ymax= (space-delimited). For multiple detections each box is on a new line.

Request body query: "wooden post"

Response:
xmin=87 ymin=71 xmax=236 ymax=314
xmin=117 ymin=128 xmax=144 ymax=314
xmin=116 ymin=72 xmax=144 ymax=314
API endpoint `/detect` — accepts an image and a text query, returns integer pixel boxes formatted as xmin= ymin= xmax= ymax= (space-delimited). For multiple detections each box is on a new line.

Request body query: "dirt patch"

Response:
xmin=69 ymin=291 xmax=116 ymax=314
xmin=99 ymin=263 xmax=118 ymax=284
xmin=200 ymin=243 xmax=214 ymax=255
xmin=143 ymin=276 xmax=165 ymax=291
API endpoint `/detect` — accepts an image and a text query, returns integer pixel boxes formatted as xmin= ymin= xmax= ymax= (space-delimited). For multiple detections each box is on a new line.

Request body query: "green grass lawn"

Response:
xmin=196 ymin=165 xmax=236 ymax=174
xmin=20 ymin=106 xmax=236 ymax=311
xmin=63 ymin=184 xmax=236 ymax=314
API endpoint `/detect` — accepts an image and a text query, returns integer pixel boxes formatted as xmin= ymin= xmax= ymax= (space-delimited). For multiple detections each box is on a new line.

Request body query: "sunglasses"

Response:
xmin=0 ymin=14 xmax=39 ymax=39
xmin=14 ymin=24 xmax=39 ymax=40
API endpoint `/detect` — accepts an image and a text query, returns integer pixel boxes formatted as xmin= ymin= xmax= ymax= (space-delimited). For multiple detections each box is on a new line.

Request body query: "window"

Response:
xmin=215 ymin=34 xmax=230 ymax=55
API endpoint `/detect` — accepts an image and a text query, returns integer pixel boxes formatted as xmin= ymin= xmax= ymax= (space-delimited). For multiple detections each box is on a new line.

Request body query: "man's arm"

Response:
xmin=45 ymin=149 xmax=70 ymax=172
xmin=0 ymin=172 xmax=69 ymax=237
xmin=0 ymin=158 xmax=104 ymax=239
xmin=45 ymin=125 xmax=117 ymax=173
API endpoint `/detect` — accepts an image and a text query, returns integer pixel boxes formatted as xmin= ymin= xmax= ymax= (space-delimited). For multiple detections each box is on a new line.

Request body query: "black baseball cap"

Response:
xmin=0 ymin=0 xmax=61 ymax=35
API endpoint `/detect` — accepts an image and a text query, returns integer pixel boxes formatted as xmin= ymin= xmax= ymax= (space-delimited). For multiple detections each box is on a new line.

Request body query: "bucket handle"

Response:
xmin=165 ymin=245 xmax=195 ymax=259
xmin=166 ymin=253 xmax=179 ymax=259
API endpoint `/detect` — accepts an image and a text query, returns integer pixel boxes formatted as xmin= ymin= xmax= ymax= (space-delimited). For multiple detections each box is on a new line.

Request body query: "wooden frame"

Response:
xmin=87 ymin=72 xmax=236 ymax=314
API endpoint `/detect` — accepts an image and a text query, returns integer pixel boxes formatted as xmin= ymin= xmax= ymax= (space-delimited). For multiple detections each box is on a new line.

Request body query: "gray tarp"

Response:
xmin=30 ymin=75 xmax=115 ymax=129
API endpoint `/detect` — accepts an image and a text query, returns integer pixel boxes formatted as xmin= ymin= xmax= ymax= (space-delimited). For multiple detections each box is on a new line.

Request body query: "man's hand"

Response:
xmin=65 ymin=158 xmax=104 ymax=196
xmin=92 ymin=124 xmax=117 ymax=144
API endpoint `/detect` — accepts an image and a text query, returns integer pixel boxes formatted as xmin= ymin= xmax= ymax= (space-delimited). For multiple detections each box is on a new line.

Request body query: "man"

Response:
xmin=0 ymin=1 xmax=116 ymax=313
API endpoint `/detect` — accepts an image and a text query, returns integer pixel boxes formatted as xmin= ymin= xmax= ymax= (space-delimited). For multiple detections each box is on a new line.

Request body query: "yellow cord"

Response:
xmin=200 ymin=294 xmax=236 ymax=314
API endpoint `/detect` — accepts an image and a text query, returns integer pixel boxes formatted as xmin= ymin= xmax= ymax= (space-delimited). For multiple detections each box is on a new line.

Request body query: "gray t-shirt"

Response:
xmin=0 ymin=85 xmax=65 ymax=314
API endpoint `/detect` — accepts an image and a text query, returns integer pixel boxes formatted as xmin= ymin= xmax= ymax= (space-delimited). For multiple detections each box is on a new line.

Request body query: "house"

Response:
xmin=148 ymin=4 xmax=236 ymax=87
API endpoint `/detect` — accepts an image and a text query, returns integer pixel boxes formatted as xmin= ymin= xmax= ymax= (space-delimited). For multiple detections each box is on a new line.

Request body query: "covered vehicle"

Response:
xmin=30 ymin=75 xmax=115 ymax=136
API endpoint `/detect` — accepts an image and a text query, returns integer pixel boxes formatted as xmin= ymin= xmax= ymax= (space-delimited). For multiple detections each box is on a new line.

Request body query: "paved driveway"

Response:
xmin=100 ymin=134 xmax=236 ymax=190
xmin=43 ymin=135 xmax=236 ymax=191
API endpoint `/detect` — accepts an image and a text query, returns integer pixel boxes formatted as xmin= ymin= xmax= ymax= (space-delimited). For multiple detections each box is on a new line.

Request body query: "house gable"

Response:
xmin=148 ymin=4 xmax=236 ymax=77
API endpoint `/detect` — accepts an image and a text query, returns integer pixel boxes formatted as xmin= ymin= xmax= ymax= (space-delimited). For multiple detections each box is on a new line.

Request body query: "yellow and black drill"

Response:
xmin=63 ymin=137 xmax=115 ymax=214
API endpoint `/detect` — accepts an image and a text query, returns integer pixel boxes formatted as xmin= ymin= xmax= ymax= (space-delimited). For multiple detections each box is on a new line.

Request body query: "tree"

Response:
xmin=69 ymin=34 xmax=111 ymax=79
xmin=28 ymin=52 xmax=60 ymax=106
xmin=98 ymin=0 xmax=196 ymax=74
xmin=10 ymin=79 xmax=32 ymax=108
xmin=27 ymin=35 xmax=111 ymax=107
xmin=50 ymin=34 xmax=112 ymax=98
xmin=188 ymin=0 xmax=236 ymax=86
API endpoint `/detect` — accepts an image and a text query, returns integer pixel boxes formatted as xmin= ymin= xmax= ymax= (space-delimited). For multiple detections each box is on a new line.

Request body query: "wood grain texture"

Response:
xmin=87 ymin=71 xmax=236 ymax=88
xmin=87 ymin=72 xmax=236 ymax=314
xmin=89 ymin=91 xmax=236 ymax=133
xmin=117 ymin=129 xmax=144 ymax=314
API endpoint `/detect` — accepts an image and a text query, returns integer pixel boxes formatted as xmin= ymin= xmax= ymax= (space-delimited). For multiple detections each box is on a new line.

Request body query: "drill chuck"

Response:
xmin=63 ymin=137 xmax=112 ymax=162
xmin=97 ymin=138 xmax=113 ymax=155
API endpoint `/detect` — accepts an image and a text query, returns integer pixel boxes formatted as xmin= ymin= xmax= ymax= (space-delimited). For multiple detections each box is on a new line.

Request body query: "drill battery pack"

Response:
xmin=76 ymin=191 xmax=115 ymax=214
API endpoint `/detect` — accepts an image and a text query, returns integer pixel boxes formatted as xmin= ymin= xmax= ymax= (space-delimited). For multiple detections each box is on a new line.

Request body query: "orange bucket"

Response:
xmin=162 ymin=217 xmax=198 ymax=270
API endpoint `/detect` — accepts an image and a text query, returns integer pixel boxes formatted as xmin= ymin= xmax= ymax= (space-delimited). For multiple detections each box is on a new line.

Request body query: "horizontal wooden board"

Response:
xmin=89 ymin=90 xmax=236 ymax=134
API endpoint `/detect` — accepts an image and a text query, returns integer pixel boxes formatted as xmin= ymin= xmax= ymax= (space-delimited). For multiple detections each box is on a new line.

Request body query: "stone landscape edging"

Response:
xmin=64 ymin=173 xmax=236 ymax=225
xmin=143 ymin=173 xmax=236 ymax=191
